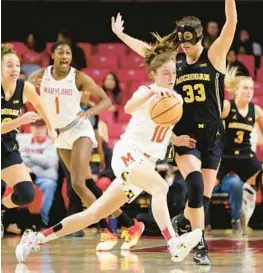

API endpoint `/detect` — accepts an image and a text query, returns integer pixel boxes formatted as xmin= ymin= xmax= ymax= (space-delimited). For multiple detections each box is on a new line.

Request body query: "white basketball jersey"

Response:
xmin=40 ymin=66 xmax=81 ymax=128
xmin=120 ymin=84 xmax=175 ymax=160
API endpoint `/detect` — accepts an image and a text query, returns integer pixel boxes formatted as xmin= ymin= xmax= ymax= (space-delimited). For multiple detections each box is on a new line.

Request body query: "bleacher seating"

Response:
xmin=5 ymin=39 xmax=262 ymax=152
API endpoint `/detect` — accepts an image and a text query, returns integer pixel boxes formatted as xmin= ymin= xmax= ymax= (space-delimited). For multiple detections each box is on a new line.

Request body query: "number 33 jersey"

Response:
xmin=120 ymin=84 xmax=175 ymax=160
xmin=173 ymin=49 xmax=225 ymax=135
xmin=40 ymin=66 xmax=81 ymax=128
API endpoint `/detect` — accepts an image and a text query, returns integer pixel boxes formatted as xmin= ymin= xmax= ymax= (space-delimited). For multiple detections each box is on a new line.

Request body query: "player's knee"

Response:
xmin=153 ymin=181 xmax=169 ymax=196
xmin=186 ymin=171 xmax=204 ymax=208
xmin=11 ymin=181 xmax=35 ymax=206
xmin=87 ymin=207 xmax=102 ymax=224
xmin=71 ymin=179 xmax=86 ymax=194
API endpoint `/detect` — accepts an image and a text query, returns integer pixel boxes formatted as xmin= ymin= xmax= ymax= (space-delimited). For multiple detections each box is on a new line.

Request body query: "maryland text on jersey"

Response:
xmin=176 ymin=73 xmax=210 ymax=84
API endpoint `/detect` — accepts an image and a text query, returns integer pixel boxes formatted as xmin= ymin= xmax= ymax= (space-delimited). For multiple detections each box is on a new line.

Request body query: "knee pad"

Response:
xmin=85 ymin=179 xmax=103 ymax=199
xmin=11 ymin=181 xmax=35 ymax=206
xmin=186 ymin=171 xmax=204 ymax=208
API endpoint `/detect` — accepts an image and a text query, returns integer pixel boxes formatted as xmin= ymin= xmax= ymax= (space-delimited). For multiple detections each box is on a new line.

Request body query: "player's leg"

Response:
xmin=236 ymin=157 xmax=262 ymax=232
xmin=175 ymin=154 xmax=204 ymax=231
xmin=1 ymin=164 xmax=34 ymax=209
xmin=15 ymin=181 xmax=129 ymax=263
xmin=1 ymin=162 xmax=35 ymax=238
xmin=128 ymin=161 xmax=202 ymax=262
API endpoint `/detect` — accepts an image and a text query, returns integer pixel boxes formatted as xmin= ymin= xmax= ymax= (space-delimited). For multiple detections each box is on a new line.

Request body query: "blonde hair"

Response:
xmin=224 ymin=66 xmax=253 ymax=96
xmin=1 ymin=44 xmax=17 ymax=60
xmin=143 ymin=31 xmax=179 ymax=71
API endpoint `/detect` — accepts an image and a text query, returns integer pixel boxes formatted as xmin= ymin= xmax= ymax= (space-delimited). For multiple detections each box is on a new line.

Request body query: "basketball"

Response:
xmin=149 ymin=95 xmax=183 ymax=127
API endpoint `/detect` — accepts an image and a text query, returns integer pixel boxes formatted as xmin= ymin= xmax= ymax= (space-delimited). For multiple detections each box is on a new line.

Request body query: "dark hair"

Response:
xmin=25 ymin=31 xmax=46 ymax=52
xmin=51 ymin=41 xmax=72 ymax=54
xmin=102 ymin=72 xmax=121 ymax=102
xmin=57 ymin=28 xmax=78 ymax=48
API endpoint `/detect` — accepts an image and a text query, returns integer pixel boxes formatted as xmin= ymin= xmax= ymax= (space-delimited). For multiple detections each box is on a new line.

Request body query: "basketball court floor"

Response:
xmin=1 ymin=230 xmax=263 ymax=273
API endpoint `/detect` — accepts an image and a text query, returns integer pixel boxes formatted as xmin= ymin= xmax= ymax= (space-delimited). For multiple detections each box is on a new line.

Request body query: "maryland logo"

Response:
xmin=121 ymin=153 xmax=135 ymax=167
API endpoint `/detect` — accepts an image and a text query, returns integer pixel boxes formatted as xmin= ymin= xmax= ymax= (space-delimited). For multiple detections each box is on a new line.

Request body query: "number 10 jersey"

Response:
xmin=120 ymin=84 xmax=174 ymax=160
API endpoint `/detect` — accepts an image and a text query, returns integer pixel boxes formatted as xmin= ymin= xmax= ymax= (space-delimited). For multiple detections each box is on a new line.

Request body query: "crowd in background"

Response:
xmin=1 ymin=20 xmax=263 ymax=237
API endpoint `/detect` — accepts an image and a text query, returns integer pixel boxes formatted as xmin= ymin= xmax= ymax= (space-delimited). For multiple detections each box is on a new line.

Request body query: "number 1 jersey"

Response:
xmin=120 ymin=84 xmax=174 ymax=160
xmin=40 ymin=66 xmax=81 ymax=128
xmin=173 ymin=49 xmax=225 ymax=135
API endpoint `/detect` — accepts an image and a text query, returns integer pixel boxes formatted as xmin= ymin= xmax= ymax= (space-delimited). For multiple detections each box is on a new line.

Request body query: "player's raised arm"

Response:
xmin=111 ymin=13 xmax=150 ymax=57
xmin=76 ymin=71 xmax=112 ymax=119
xmin=208 ymin=0 xmax=237 ymax=71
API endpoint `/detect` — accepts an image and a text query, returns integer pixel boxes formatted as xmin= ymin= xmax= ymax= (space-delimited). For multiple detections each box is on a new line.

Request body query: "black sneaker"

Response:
xmin=194 ymin=245 xmax=211 ymax=265
xmin=171 ymin=214 xmax=191 ymax=236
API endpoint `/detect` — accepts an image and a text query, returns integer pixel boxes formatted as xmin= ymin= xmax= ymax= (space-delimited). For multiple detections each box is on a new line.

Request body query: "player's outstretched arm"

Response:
xmin=27 ymin=68 xmax=45 ymax=88
xmin=208 ymin=0 xmax=237 ymax=72
xmin=76 ymin=71 xmax=112 ymax=119
xmin=112 ymin=13 xmax=151 ymax=57
xmin=23 ymin=82 xmax=57 ymax=141
xmin=125 ymin=86 xmax=155 ymax=114
xmin=1 ymin=111 xmax=38 ymax=135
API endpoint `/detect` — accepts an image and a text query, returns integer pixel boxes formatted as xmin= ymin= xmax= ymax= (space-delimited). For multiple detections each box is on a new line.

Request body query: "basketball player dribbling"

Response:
xmin=27 ymin=40 xmax=145 ymax=251
xmin=111 ymin=0 xmax=237 ymax=265
xmin=16 ymin=33 xmax=202 ymax=264
xmin=1 ymin=44 xmax=56 ymax=237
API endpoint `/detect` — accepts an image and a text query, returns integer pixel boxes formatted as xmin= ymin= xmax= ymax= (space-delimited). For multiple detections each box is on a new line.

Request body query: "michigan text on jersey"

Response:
xmin=176 ymin=73 xmax=210 ymax=84
xmin=228 ymin=122 xmax=253 ymax=132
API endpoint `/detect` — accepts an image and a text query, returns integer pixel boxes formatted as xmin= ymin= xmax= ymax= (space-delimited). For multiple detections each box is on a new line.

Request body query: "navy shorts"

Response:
xmin=217 ymin=155 xmax=262 ymax=182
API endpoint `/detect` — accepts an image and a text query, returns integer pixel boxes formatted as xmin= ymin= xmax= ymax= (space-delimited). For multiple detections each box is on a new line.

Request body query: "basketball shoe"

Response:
xmin=96 ymin=228 xmax=118 ymax=251
xmin=120 ymin=219 xmax=145 ymax=250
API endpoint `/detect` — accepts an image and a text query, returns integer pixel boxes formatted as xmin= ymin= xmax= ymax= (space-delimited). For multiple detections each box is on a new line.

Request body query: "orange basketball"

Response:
xmin=149 ymin=95 xmax=183 ymax=127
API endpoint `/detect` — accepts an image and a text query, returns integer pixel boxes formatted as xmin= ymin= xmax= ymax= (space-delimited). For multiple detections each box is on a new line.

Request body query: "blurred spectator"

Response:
xmin=203 ymin=21 xmax=219 ymax=49
xmin=21 ymin=32 xmax=50 ymax=77
xmin=20 ymin=119 xmax=59 ymax=227
xmin=80 ymin=90 xmax=105 ymax=176
xmin=213 ymin=174 xmax=243 ymax=235
xmin=18 ymin=70 xmax=27 ymax=81
xmin=102 ymin=72 xmax=122 ymax=120
xmin=235 ymin=29 xmax=262 ymax=70
xmin=57 ymin=28 xmax=87 ymax=69
xmin=227 ymin=49 xmax=250 ymax=76
xmin=98 ymin=120 xmax=109 ymax=144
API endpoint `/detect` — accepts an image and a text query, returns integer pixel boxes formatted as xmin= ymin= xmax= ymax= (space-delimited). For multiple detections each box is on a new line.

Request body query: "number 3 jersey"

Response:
xmin=223 ymin=100 xmax=255 ymax=159
xmin=40 ymin=66 xmax=82 ymax=128
xmin=173 ymin=49 xmax=225 ymax=135
xmin=120 ymin=84 xmax=174 ymax=160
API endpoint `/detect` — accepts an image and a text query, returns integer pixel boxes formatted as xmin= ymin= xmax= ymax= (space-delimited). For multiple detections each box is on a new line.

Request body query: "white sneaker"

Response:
xmin=16 ymin=229 xmax=45 ymax=263
xmin=169 ymin=229 xmax=202 ymax=263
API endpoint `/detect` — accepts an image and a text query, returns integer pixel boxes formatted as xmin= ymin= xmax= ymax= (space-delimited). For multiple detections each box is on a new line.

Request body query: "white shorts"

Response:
xmin=111 ymin=141 xmax=157 ymax=203
xmin=55 ymin=119 xmax=97 ymax=150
